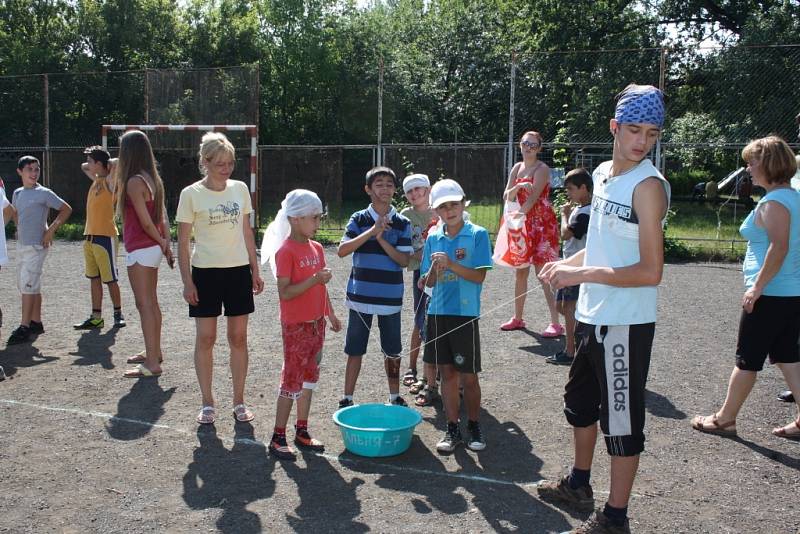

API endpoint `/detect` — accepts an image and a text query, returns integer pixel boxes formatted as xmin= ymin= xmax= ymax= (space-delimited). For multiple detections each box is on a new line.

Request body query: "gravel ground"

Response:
xmin=0 ymin=240 xmax=798 ymax=533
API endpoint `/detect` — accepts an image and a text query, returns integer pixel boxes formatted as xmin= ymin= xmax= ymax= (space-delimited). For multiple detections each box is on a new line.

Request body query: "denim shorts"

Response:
xmin=344 ymin=309 xmax=402 ymax=358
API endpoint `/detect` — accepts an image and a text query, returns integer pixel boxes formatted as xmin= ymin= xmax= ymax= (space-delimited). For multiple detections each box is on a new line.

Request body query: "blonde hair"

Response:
xmin=520 ymin=131 xmax=544 ymax=144
xmin=741 ymin=135 xmax=797 ymax=185
xmin=114 ymin=130 xmax=165 ymax=225
xmin=198 ymin=132 xmax=235 ymax=176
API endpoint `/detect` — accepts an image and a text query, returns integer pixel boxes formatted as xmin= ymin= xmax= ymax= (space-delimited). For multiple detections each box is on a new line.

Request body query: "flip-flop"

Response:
xmin=233 ymin=404 xmax=255 ymax=423
xmin=127 ymin=352 xmax=163 ymax=364
xmin=123 ymin=363 xmax=162 ymax=379
xmin=402 ymin=368 xmax=418 ymax=387
xmin=691 ymin=414 xmax=736 ymax=436
xmin=196 ymin=406 xmax=216 ymax=425
xmin=772 ymin=419 xmax=800 ymax=441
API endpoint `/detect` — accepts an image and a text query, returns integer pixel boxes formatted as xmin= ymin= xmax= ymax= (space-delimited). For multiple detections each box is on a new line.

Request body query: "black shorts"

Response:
xmin=423 ymin=315 xmax=481 ymax=373
xmin=189 ymin=264 xmax=254 ymax=318
xmin=736 ymin=295 xmax=800 ymax=371
xmin=564 ymin=322 xmax=655 ymax=457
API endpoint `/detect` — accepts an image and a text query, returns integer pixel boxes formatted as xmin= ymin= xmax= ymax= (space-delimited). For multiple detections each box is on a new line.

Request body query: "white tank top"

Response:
xmin=575 ymin=158 xmax=671 ymax=326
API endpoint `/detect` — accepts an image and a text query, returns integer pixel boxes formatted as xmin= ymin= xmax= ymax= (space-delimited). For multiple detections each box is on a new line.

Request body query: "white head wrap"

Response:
xmin=260 ymin=189 xmax=323 ymax=278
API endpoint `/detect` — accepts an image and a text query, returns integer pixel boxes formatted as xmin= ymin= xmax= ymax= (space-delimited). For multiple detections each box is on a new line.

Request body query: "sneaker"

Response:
xmin=536 ymin=475 xmax=594 ymax=511
xmin=390 ymin=396 xmax=408 ymax=407
xmin=500 ymin=317 xmax=526 ymax=331
xmin=268 ymin=434 xmax=297 ymax=461
xmin=113 ymin=312 xmax=126 ymax=328
xmin=294 ymin=428 xmax=325 ymax=451
xmin=73 ymin=316 xmax=104 ymax=330
xmin=436 ymin=423 xmax=462 ymax=454
xmin=541 ymin=323 xmax=565 ymax=338
xmin=546 ymin=350 xmax=574 ymax=366
xmin=7 ymin=325 xmax=31 ymax=345
xmin=338 ymin=398 xmax=354 ymax=409
xmin=466 ymin=420 xmax=486 ymax=451
xmin=572 ymin=509 xmax=631 ymax=534
xmin=778 ymin=390 xmax=795 ymax=403
xmin=29 ymin=320 xmax=44 ymax=334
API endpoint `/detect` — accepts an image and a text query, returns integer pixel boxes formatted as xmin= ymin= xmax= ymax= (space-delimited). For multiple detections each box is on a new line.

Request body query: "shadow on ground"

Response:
xmin=182 ymin=425 xmax=276 ymax=534
xmin=105 ymin=378 xmax=176 ymax=440
xmin=69 ymin=327 xmax=120 ymax=369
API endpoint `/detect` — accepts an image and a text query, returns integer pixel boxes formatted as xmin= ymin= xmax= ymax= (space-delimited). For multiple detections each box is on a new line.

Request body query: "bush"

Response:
xmin=666 ymin=168 xmax=711 ymax=196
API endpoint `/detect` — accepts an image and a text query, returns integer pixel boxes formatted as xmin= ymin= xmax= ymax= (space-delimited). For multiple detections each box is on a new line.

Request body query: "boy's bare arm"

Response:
xmin=81 ymin=162 xmax=95 ymax=180
xmin=43 ymin=202 xmax=73 ymax=247
xmin=277 ymin=268 xmax=331 ymax=301
xmin=430 ymin=252 xmax=487 ymax=284
xmin=337 ymin=226 xmax=378 ymax=257
xmin=3 ymin=204 xmax=15 ymax=225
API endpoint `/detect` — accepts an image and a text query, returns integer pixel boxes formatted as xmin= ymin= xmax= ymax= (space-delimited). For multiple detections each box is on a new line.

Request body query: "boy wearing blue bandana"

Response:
xmin=421 ymin=179 xmax=493 ymax=454
xmin=538 ymin=84 xmax=670 ymax=534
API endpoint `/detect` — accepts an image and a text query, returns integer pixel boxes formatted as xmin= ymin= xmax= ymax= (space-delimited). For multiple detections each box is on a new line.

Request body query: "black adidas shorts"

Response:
xmin=563 ymin=322 xmax=655 ymax=457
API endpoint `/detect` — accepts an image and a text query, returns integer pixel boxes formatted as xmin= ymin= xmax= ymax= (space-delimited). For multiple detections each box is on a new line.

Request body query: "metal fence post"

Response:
xmin=377 ymin=56 xmax=384 ymax=166
xmin=506 ymin=52 xmax=517 ymax=179
xmin=43 ymin=73 xmax=50 ymax=187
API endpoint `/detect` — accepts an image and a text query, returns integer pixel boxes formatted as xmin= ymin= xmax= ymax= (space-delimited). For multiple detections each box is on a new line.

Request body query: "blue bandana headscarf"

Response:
xmin=614 ymin=84 xmax=665 ymax=129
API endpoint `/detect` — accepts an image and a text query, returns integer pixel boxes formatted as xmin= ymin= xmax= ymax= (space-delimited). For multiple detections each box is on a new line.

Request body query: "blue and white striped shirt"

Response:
xmin=342 ymin=205 xmax=413 ymax=315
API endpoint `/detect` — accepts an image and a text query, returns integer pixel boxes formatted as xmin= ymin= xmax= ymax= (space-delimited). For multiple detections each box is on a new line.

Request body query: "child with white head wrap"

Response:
xmin=261 ymin=189 xmax=323 ymax=277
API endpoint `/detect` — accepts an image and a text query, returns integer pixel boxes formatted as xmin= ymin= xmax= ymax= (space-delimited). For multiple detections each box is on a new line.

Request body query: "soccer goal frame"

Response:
xmin=101 ymin=124 xmax=259 ymax=226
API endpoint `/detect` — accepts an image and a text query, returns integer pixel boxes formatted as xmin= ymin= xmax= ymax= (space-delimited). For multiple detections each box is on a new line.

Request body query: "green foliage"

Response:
xmin=666 ymin=168 xmax=711 ymax=196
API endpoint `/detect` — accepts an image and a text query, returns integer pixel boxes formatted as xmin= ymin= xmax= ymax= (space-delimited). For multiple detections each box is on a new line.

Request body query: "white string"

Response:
xmin=327 ymin=264 xmax=547 ymax=361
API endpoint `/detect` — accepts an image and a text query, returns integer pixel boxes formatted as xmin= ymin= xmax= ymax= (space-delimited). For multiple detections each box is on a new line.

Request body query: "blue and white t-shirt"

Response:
xmin=342 ymin=205 xmax=413 ymax=315
xmin=421 ymin=220 xmax=493 ymax=317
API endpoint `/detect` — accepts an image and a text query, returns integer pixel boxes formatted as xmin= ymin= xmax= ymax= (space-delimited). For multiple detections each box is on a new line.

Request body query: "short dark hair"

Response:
xmin=17 ymin=155 xmax=40 ymax=170
xmin=564 ymin=167 xmax=593 ymax=193
xmin=365 ymin=166 xmax=396 ymax=187
xmin=84 ymin=145 xmax=111 ymax=167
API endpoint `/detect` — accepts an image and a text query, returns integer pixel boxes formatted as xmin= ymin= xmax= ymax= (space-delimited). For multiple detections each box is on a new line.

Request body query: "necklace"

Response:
xmin=202 ymin=178 xmax=226 ymax=192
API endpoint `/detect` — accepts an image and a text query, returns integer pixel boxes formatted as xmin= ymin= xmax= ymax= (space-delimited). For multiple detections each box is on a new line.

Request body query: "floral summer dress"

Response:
xmin=504 ymin=161 xmax=559 ymax=266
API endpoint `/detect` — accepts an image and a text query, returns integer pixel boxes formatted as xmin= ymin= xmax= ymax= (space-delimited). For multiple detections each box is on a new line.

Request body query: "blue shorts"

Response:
xmin=344 ymin=309 xmax=402 ymax=358
xmin=556 ymin=284 xmax=580 ymax=302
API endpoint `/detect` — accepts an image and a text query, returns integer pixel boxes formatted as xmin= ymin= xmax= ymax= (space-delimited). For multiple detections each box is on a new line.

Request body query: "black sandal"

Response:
xmin=402 ymin=368 xmax=418 ymax=387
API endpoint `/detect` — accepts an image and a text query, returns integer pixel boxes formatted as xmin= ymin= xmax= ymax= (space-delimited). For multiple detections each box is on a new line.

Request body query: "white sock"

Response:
xmin=343 ymin=395 xmax=353 ymax=401
xmin=389 ymin=393 xmax=399 ymax=402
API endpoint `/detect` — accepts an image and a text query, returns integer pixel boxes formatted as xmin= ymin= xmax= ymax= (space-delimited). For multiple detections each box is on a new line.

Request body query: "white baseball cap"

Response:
xmin=402 ymin=173 xmax=430 ymax=193
xmin=430 ymin=179 xmax=465 ymax=209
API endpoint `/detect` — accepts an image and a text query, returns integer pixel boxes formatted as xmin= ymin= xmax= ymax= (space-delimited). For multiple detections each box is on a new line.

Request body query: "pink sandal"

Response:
xmin=541 ymin=323 xmax=565 ymax=338
xmin=500 ymin=317 xmax=526 ymax=331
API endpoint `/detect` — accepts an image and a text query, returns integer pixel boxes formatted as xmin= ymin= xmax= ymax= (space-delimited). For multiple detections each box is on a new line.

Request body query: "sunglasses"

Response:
xmin=521 ymin=140 xmax=540 ymax=149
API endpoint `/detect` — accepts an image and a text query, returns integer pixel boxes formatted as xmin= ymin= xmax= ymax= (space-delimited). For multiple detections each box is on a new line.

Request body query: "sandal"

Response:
xmin=402 ymin=368 xmax=418 ymax=387
xmin=127 ymin=351 xmax=163 ymax=364
xmin=409 ymin=377 xmax=427 ymax=395
xmin=233 ymin=404 xmax=255 ymax=423
xmin=196 ymin=406 xmax=216 ymax=425
xmin=691 ymin=413 xmax=737 ymax=437
xmin=415 ymin=385 xmax=439 ymax=407
xmin=772 ymin=418 xmax=800 ymax=441
xmin=123 ymin=363 xmax=162 ymax=378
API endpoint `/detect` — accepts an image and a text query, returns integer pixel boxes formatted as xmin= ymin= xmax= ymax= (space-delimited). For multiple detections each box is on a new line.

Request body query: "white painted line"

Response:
xmin=0 ymin=397 xmax=633 ymax=499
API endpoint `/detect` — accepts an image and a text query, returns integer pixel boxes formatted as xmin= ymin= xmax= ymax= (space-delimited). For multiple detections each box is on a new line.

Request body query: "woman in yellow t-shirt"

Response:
xmin=176 ymin=133 xmax=265 ymax=425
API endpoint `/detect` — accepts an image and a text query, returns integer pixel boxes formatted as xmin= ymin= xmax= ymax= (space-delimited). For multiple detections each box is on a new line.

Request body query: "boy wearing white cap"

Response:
xmin=421 ymin=179 xmax=493 ymax=453
xmin=400 ymin=174 xmax=438 ymax=404
xmin=538 ymin=84 xmax=670 ymax=533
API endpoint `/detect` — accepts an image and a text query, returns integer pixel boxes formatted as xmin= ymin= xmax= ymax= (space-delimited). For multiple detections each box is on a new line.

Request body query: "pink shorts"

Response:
xmin=280 ymin=318 xmax=326 ymax=399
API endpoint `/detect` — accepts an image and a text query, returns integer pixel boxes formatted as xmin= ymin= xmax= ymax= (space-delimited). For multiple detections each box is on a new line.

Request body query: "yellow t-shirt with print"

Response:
xmin=175 ymin=180 xmax=253 ymax=268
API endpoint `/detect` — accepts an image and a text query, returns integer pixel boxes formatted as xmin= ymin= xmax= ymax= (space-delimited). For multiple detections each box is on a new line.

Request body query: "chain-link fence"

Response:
xmin=0 ymin=47 xmax=798 ymax=255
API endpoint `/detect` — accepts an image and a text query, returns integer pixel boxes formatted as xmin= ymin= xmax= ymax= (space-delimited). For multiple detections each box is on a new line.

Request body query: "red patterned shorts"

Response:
xmin=280 ymin=318 xmax=326 ymax=399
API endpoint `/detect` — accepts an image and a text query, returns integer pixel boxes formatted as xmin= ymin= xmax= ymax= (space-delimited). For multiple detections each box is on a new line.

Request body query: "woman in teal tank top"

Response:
xmin=692 ymin=136 xmax=800 ymax=440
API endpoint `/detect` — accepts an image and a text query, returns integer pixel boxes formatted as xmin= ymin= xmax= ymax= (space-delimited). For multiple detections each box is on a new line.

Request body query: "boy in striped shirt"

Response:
xmin=337 ymin=167 xmax=413 ymax=408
